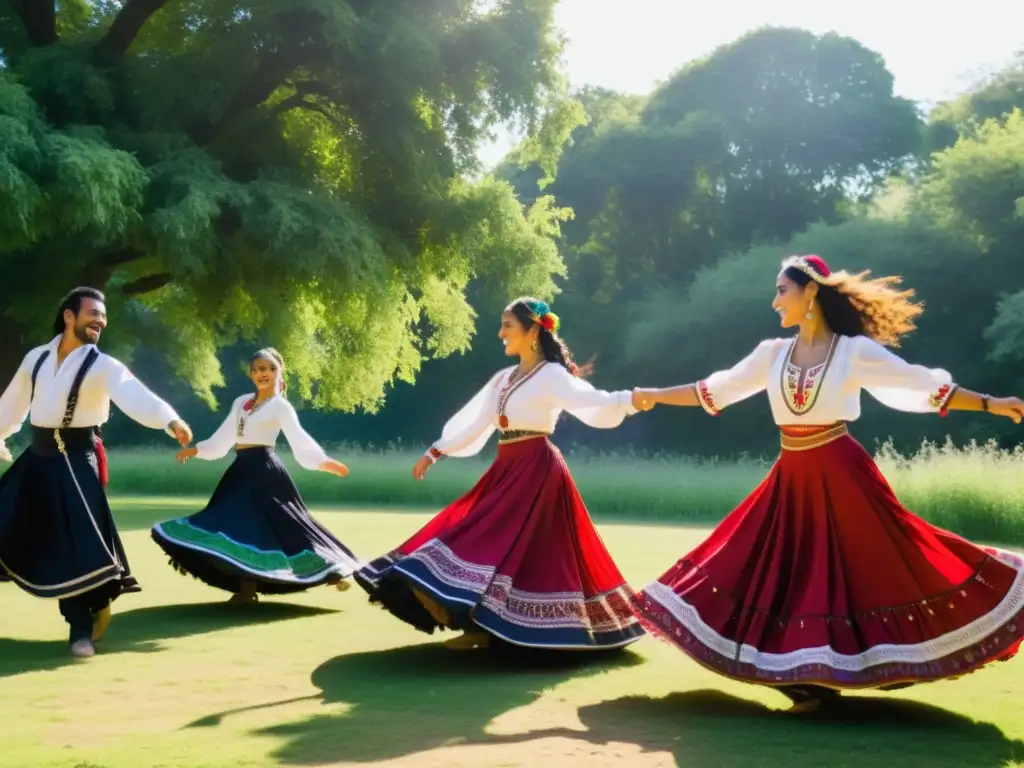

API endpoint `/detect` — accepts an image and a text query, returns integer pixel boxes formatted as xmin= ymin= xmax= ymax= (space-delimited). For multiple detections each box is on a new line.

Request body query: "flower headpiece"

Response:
xmin=525 ymin=299 xmax=560 ymax=333
xmin=783 ymin=254 xmax=833 ymax=284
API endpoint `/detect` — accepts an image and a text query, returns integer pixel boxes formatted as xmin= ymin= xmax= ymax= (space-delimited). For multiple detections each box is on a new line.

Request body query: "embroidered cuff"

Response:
xmin=695 ymin=381 xmax=720 ymax=416
xmin=931 ymin=383 xmax=958 ymax=416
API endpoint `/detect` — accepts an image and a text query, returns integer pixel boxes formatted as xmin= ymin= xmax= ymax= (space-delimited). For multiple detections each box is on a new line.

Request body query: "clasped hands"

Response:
xmin=631 ymin=388 xmax=657 ymax=412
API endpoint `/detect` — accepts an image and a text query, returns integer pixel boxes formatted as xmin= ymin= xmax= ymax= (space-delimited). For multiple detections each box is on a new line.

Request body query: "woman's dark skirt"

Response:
xmin=151 ymin=446 xmax=363 ymax=594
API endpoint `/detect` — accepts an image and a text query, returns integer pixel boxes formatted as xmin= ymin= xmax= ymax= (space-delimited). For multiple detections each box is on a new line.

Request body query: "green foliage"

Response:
xmin=0 ymin=0 xmax=574 ymax=411
xmin=512 ymin=96 xmax=588 ymax=189
xmin=985 ymin=290 xmax=1024 ymax=364
xmin=925 ymin=54 xmax=1024 ymax=152
xmin=0 ymin=74 xmax=145 ymax=253
xmin=916 ymin=109 xmax=1024 ymax=256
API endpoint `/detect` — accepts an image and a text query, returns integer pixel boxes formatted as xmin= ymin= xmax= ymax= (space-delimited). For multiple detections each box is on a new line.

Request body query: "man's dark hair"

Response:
xmin=52 ymin=287 xmax=106 ymax=336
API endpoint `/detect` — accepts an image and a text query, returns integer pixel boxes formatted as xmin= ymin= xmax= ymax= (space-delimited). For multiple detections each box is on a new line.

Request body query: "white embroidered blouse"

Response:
xmin=432 ymin=361 xmax=638 ymax=458
xmin=694 ymin=334 xmax=957 ymax=424
xmin=0 ymin=337 xmax=180 ymax=440
xmin=195 ymin=394 xmax=330 ymax=470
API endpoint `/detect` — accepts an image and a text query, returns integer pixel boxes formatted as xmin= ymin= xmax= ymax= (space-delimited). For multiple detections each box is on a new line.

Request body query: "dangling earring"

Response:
xmin=805 ymin=302 xmax=815 ymax=321
xmin=530 ymin=340 xmax=538 ymax=352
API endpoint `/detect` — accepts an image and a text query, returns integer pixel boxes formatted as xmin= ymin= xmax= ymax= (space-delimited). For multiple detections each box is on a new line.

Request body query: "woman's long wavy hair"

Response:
xmin=507 ymin=297 xmax=592 ymax=377
xmin=783 ymin=258 xmax=924 ymax=347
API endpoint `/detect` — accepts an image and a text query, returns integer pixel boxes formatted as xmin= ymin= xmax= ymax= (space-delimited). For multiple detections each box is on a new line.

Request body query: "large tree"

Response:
xmin=0 ymin=0 xmax=581 ymax=409
xmin=504 ymin=27 xmax=923 ymax=310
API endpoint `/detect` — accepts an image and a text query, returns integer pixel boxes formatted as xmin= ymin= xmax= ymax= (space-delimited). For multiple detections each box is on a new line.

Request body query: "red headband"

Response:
xmin=784 ymin=254 xmax=832 ymax=282
xmin=803 ymin=255 xmax=831 ymax=277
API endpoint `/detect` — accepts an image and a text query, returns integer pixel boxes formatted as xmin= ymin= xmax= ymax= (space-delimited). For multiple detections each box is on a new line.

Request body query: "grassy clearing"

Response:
xmin=2 ymin=508 xmax=1023 ymax=768
xmin=94 ymin=436 xmax=1024 ymax=543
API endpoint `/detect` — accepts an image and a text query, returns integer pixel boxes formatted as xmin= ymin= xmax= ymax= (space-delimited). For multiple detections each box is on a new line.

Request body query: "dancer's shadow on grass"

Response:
xmin=564 ymin=689 xmax=1024 ymax=768
xmin=187 ymin=641 xmax=646 ymax=764
xmin=0 ymin=601 xmax=336 ymax=679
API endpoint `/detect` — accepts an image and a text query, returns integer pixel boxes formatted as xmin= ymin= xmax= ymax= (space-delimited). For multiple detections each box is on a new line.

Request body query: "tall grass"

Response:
xmin=100 ymin=436 xmax=1024 ymax=545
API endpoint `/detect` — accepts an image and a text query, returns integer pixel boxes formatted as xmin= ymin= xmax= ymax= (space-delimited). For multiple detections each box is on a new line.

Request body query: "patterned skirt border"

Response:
xmin=631 ymin=548 xmax=1024 ymax=689
xmin=362 ymin=538 xmax=644 ymax=650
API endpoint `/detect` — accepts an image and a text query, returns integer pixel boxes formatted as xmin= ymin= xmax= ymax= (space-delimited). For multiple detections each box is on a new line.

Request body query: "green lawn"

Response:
xmin=2 ymin=502 xmax=1023 ymax=768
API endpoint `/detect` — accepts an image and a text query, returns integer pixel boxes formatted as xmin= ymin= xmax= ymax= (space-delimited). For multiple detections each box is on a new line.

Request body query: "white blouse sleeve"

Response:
xmin=695 ymin=339 xmax=783 ymax=415
xmin=548 ymin=364 xmax=637 ymax=429
xmin=432 ymin=369 xmax=506 ymax=458
xmin=852 ymin=336 xmax=957 ymax=413
xmin=276 ymin=399 xmax=330 ymax=471
xmin=195 ymin=397 xmax=244 ymax=461
xmin=0 ymin=352 xmax=33 ymax=441
xmin=105 ymin=357 xmax=180 ymax=430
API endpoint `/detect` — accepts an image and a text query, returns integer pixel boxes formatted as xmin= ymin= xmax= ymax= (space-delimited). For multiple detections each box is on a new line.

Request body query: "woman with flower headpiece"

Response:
xmin=629 ymin=255 xmax=1024 ymax=713
xmin=151 ymin=348 xmax=364 ymax=603
xmin=355 ymin=297 xmax=651 ymax=651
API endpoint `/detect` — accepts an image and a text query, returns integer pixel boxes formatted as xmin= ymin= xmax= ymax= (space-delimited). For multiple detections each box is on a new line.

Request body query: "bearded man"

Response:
xmin=0 ymin=287 xmax=192 ymax=658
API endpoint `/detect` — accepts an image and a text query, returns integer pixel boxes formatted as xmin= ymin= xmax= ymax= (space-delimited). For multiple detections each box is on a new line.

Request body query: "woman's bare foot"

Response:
xmin=229 ymin=581 xmax=259 ymax=604
xmin=325 ymin=572 xmax=351 ymax=591
xmin=778 ymin=685 xmax=840 ymax=714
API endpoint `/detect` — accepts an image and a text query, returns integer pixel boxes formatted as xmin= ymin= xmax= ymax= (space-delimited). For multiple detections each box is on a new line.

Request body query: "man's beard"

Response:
xmin=74 ymin=324 xmax=99 ymax=344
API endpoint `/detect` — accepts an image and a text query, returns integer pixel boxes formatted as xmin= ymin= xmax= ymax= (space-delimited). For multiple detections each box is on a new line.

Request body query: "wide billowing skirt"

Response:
xmin=151 ymin=447 xmax=363 ymax=594
xmin=0 ymin=440 xmax=139 ymax=602
xmin=631 ymin=424 xmax=1024 ymax=690
xmin=355 ymin=435 xmax=644 ymax=650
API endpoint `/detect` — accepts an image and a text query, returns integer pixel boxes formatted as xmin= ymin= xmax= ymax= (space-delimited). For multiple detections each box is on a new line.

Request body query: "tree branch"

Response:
xmin=95 ymin=0 xmax=170 ymax=58
xmin=100 ymin=247 xmax=147 ymax=267
xmin=73 ymin=248 xmax=147 ymax=289
xmin=8 ymin=0 xmax=57 ymax=46
xmin=187 ymin=9 xmax=326 ymax=147
xmin=190 ymin=51 xmax=306 ymax=147
xmin=122 ymin=272 xmax=174 ymax=296
xmin=269 ymin=93 xmax=308 ymax=117
xmin=271 ymin=95 xmax=349 ymax=132
xmin=267 ymin=81 xmax=355 ymax=138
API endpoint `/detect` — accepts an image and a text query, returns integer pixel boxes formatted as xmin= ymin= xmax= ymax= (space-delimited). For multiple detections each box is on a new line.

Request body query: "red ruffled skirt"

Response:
xmin=631 ymin=423 xmax=1024 ymax=689
xmin=355 ymin=434 xmax=644 ymax=649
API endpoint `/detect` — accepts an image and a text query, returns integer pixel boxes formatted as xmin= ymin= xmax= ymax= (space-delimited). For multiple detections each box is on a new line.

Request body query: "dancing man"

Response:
xmin=0 ymin=287 xmax=192 ymax=658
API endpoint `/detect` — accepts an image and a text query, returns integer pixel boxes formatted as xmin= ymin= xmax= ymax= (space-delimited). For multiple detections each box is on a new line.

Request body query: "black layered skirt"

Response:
xmin=151 ymin=446 xmax=363 ymax=594
xmin=0 ymin=427 xmax=139 ymax=601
